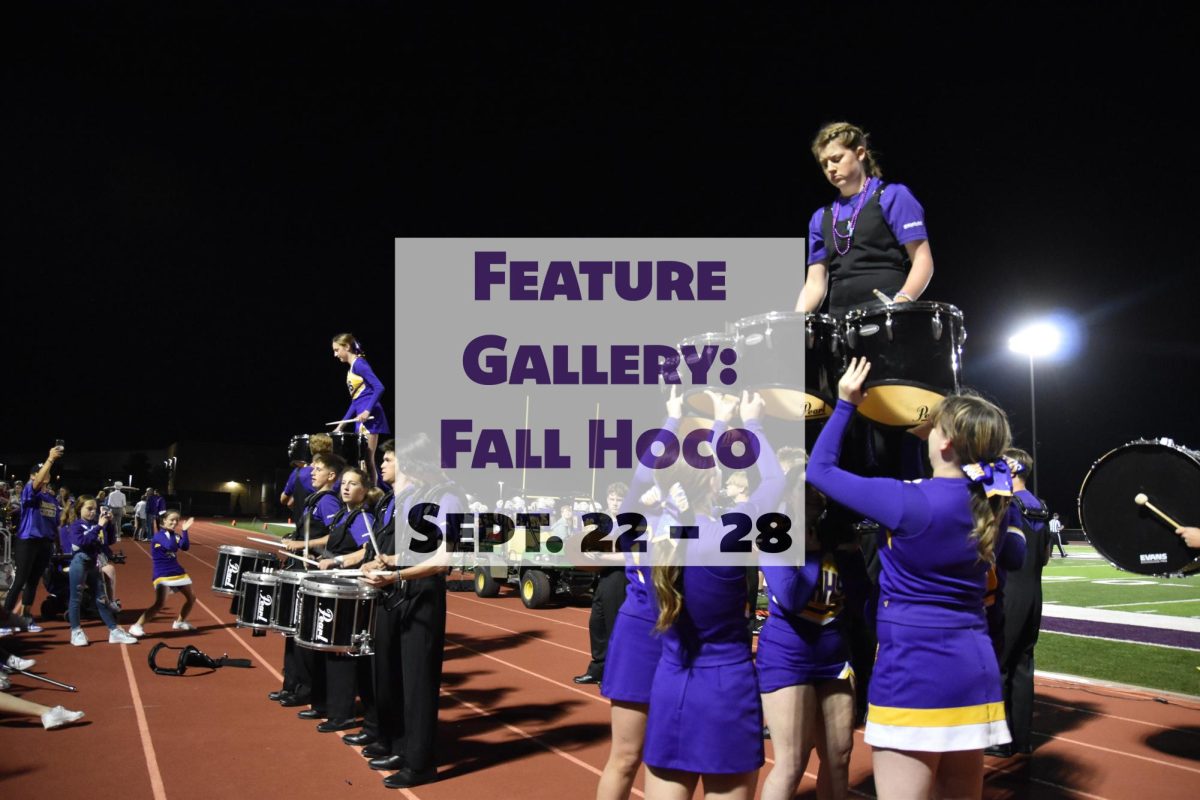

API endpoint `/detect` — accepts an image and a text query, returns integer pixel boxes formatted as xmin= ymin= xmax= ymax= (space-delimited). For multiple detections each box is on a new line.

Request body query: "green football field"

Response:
xmin=220 ymin=519 xmax=297 ymax=539
xmin=1043 ymin=544 xmax=1200 ymax=617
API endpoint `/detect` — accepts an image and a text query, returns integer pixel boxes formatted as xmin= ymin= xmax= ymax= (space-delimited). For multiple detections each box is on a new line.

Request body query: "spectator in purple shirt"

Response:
xmin=2 ymin=445 xmax=63 ymax=634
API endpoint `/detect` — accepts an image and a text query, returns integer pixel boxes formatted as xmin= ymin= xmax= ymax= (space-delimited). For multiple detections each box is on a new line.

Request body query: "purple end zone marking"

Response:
xmin=1041 ymin=616 xmax=1200 ymax=649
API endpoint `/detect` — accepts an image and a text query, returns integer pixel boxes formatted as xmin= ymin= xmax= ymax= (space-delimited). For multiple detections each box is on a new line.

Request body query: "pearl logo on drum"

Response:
xmin=224 ymin=561 xmax=240 ymax=588
xmin=255 ymin=591 xmax=273 ymax=623
xmin=315 ymin=607 xmax=335 ymax=643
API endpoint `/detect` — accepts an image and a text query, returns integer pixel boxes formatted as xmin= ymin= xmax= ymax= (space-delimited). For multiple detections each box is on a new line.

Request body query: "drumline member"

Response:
xmin=807 ymin=359 xmax=1023 ymax=800
xmin=595 ymin=388 xmax=733 ymax=800
xmin=129 ymin=510 xmax=198 ymax=638
xmin=758 ymin=463 xmax=868 ymax=800
xmin=796 ymin=121 xmax=932 ymax=317
xmin=1175 ymin=526 xmax=1200 ymax=548
xmin=2 ymin=447 xmax=64 ymax=633
xmin=574 ymin=483 xmax=629 ymax=686
xmin=343 ymin=440 xmax=405 ymax=751
xmin=361 ymin=432 xmax=465 ymax=789
xmin=60 ymin=496 xmax=138 ymax=645
xmin=275 ymin=451 xmax=346 ymax=707
xmin=296 ymin=466 xmax=378 ymax=732
xmin=332 ymin=333 xmax=391 ymax=484
xmin=281 ymin=432 xmax=340 ymax=512
xmin=642 ymin=391 xmax=784 ymax=800
xmin=993 ymin=448 xmax=1051 ymax=758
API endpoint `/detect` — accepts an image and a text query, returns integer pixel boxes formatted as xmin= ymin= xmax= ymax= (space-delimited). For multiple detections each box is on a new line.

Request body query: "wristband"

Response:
xmin=894 ymin=291 xmax=914 ymax=302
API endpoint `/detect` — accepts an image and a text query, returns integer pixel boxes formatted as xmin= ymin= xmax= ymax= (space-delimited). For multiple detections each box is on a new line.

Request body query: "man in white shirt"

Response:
xmin=107 ymin=483 xmax=128 ymax=542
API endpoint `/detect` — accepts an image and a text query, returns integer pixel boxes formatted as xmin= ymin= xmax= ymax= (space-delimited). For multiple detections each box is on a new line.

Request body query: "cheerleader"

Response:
xmin=642 ymin=391 xmax=785 ymax=800
xmin=595 ymin=388 xmax=735 ymax=800
xmin=2 ymin=447 xmax=62 ymax=633
xmin=129 ymin=510 xmax=197 ymax=638
xmin=806 ymin=359 xmax=1024 ymax=800
xmin=758 ymin=464 xmax=868 ymax=800
xmin=332 ymin=333 xmax=391 ymax=484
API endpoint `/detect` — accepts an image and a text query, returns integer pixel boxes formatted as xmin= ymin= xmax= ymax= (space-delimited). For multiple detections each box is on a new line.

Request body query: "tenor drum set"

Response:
xmin=673 ymin=301 xmax=967 ymax=429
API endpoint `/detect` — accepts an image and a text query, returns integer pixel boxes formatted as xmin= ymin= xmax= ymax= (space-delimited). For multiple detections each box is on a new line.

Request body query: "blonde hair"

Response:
xmin=332 ymin=333 xmax=363 ymax=355
xmin=811 ymin=121 xmax=883 ymax=178
xmin=62 ymin=495 xmax=96 ymax=527
xmin=309 ymin=432 xmax=334 ymax=455
xmin=928 ymin=393 xmax=1013 ymax=563
xmin=650 ymin=460 xmax=717 ymax=633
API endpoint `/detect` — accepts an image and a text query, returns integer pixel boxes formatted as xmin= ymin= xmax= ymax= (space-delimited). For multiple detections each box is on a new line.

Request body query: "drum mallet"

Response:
xmin=0 ymin=665 xmax=77 ymax=692
xmin=1133 ymin=493 xmax=1184 ymax=528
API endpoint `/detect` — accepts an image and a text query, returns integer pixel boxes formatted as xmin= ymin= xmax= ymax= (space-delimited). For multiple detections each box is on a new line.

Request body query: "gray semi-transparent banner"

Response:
xmin=394 ymin=238 xmax=807 ymax=570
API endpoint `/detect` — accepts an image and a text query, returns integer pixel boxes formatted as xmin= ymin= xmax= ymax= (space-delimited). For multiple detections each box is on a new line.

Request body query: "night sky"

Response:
xmin=5 ymin=4 xmax=1196 ymax=525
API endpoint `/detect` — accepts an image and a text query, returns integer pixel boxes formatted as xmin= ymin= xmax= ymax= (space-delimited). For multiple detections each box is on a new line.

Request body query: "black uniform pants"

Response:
xmin=584 ymin=568 xmax=627 ymax=678
xmin=326 ymin=650 xmax=374 ymax=721
xmin=1000 ymin=599 xmax=1042 ymax=752
xmin=4 ymin=538 xmax=53 ymax=613
xmin=388 ymin=575 xmax=447 ymax=771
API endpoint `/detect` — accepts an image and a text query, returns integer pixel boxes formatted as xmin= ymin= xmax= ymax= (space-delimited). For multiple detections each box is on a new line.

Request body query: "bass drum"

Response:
xmin=1078 ymin=438 xmax=1200 ymax=576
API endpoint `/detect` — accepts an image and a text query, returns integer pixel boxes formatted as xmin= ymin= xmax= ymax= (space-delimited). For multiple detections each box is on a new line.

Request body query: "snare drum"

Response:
xmin=330 ymin=431 xmax=367 ymax=465
xmin=843 ymin=302 xmax=965 ymax=427
xmin=236 ymin=572 xmax=279 ymax=631
xmin=212 ymin=545 xmax=279 ymax=597
xmin=1078 ymin=439 xmax=1200 ymax=576
xmin=296 ymin=574 xmax=379 ymax=655
xmin=288 ymin=434 xmax=311 ymax=465
xmin=733 ymin=312 xmax=843 ymax=421
xmin=678 ymin=332 xmax=739 ymax=417
xmin=271 ymin=570 xmax=306 ymax=634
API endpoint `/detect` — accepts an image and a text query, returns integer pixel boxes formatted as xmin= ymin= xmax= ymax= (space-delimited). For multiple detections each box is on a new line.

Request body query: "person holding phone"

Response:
xmin=60 ymin=496 xmax=138 ymax=645
xmin=1 ymin=445 xmax=64 ymax=634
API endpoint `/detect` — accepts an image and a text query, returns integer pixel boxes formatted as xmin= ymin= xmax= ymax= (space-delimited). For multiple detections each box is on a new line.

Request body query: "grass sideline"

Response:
xmin=219 ymin=519 xmax=296 ymax=538
xmin=1043 ymin=551 xmax=1200 ymax=617
xmin=1037 ymin=631 xmax=1200 ymax=697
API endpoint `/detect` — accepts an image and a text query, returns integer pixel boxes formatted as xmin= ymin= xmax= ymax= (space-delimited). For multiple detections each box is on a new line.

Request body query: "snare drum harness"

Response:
xmin=147 ymin=643 xmax=252 ymax=676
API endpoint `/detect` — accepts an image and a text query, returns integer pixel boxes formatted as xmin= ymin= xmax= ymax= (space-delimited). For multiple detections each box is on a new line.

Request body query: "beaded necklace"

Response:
xmin=830 ymin=176 xmax=874 ymax=257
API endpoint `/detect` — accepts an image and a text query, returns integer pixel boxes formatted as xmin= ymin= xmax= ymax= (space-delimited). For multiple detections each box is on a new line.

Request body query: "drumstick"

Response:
xmin=362 ymin=512 xmax=382 ymax=564
xmin=325 ymin=416 xmax=374 ymax=426
xmin=1134 ymin=493 xmax=1184 ymax=528
xmin=247 ymin=535 xmax=288 ymax=549
xmin=872 ymin=288 xmax=893 ymax=304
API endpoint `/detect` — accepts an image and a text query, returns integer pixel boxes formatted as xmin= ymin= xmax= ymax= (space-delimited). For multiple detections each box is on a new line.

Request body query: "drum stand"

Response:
xmin=1 ymin=664 xmax=77 ymax=692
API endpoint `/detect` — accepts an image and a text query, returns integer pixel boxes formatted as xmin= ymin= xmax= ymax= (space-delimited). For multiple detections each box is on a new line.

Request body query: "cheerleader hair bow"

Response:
xmin=962 ymin=459 xmax=1014 ymax=498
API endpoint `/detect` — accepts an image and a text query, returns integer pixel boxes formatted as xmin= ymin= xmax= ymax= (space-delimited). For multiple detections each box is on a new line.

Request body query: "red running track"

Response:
xmin=2 ymin=520 xmax=1198 ymax=798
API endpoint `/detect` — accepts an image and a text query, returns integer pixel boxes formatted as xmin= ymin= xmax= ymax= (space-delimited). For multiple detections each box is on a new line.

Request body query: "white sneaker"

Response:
xmin=70 ymin=628 xmax=89 ymax=647
xmin=128 ymin=623 xmax=145 ymax=637
xmin=0 ymin=628 xmax=14 ymax=638
xmin=108 ymin=628 xmax=138 ymax=644
xmin=4 ymin=654 xmax=35 ymax=671
xmin=41 ymin=706 xmax=85 ymax=730
xmin=0 ymin=673 xmax=10 ymax=690
xmin=172 ymin=620 xmax=195 ymax=631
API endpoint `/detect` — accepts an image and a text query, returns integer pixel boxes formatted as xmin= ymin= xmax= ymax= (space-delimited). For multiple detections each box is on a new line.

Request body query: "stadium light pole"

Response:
xmin=1008 ymin=322 xmax=1062 ymax=496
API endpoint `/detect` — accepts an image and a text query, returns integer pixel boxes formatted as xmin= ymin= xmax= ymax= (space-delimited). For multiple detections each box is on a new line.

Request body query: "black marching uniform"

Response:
xmin=375 ymin=481 xmax=462 ymax=778
xmin=283 ymin=488 xmax=341 ymax=702
xmin=319 ymin=504 xmax=376 ymax=725
xmin=582 ymin=566 xmax=628 ymax=681
xmin=1000 ymin=492 xmax=1051 ymax=754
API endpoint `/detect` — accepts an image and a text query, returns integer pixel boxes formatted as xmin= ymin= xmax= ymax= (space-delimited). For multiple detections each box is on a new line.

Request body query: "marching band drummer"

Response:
xmin=275 ymin=451 xmax=346 ymax=708
xmin=795 ymin=121 xmax=933 ymax=318
xmin=359 ymin=432 xmax=466 ymax=790
xmin=295 ymin=466 xmax=379 ymax=733
xmin=332 ymin=333 xmax=391 ymax=485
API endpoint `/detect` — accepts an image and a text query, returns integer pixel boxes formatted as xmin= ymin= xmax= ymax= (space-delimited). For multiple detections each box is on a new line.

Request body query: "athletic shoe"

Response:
xmin=70 ymin=628 xmax=89 ymax=647
xmin=41 ymin=706 xmax=85 ymax=730
xmin=128 ymin=623 xmax=145 ymax=637
xmin=172 ymin=620 xmax=195 ymax=631
xmin=23 ymin=617 xmax=44 ymax=633
xmin=4 ymin=654 xmax=35 ymax=671
xmin=0 ymin=628 xmax=14 ymax=638
xmin=108 ymin=628 xmax=138 ymax=644
xmin=0 ymin=673 xmax=10 ymax=690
